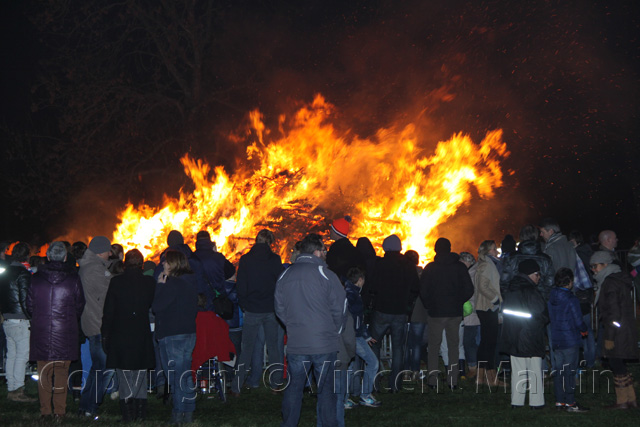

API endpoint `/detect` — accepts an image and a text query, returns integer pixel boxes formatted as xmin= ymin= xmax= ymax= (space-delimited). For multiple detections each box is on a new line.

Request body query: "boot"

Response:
xmin=605 ymin=375 xmax=629 ymax=409
xmin=467 ymin=365 xmax=477 ymax=379
xmin=459 ymin=359 xmax=466 ymax=379
xmin=476 ymin=367 xmax=486 ymax=385
xmin=11 ymin=386 xmax=37 ymax=403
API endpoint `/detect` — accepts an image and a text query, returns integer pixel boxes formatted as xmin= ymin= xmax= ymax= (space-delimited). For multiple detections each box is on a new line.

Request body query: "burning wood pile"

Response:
xmin=112 ymin=95 xmax=509 ymax=263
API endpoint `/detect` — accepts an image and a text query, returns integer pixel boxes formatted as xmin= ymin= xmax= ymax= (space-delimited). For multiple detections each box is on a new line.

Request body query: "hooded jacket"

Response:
xmin=501 ymin=240 xmax=555 ymax=300
xmin=547 ymin=287 xmax=587 ymax=350
xmin=275 ymin=254 xmax=347 ymax=355
xmin=26 ymin=261 xmax=85 ymax=361
xmin=501 ymin=274 xmax=548 ymax=358
xmin=236 ymin=243 xmax=283 ymax=313
xmin=79 ymin=249 xmax=111 ymax=337
xmin=420 ymin=252 xmax=474 ymax=318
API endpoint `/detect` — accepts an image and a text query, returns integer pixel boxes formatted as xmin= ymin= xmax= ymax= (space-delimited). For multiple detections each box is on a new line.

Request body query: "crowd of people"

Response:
xmin=0 ymin=217 xmax=639 ymax=425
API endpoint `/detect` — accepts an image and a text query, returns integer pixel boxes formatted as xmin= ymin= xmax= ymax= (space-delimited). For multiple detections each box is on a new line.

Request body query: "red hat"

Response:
xmin=330 ymin=216 xmax=351 ymax=238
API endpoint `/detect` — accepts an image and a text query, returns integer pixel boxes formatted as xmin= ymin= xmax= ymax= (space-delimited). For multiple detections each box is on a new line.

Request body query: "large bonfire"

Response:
xmin=112 ymin=95 xmax=509 ymax=263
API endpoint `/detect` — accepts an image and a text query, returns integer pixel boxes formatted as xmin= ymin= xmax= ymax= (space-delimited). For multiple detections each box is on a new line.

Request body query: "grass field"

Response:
xmin=1 ymin=364 xmax=639 ymax=426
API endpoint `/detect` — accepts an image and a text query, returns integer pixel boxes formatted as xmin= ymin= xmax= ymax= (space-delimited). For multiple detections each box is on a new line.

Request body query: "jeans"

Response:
xmin=159 ymin=333 xmax=196 ymax=414
xmin=80 ymin=334 xmax=114 ymax=414
xmin=348 ymin=337 xmax=379 ymax=397
xmin=370 ymin=311 xmax=406 ymax=392
xmin=2 ymin=319 xmax=30 ymax=392
xmin=232 ymin=312 xmax=283 ymax=393
xmin=581 ymin=313 xmax=595 ymax=368
xmin=334 ymin=365 xmax=348 ymax=427
xmin=463 ymin=325 xmax=480 ymax=367
xmin=282 ymin=352 xmax=337 ymax=427
xmin=404 ymin=322 xmax=426 ymax=372
xmin=247 ymin=324 xmax=266 ymax=387
xmin=553 ymin=346 xmax=579 ymax=405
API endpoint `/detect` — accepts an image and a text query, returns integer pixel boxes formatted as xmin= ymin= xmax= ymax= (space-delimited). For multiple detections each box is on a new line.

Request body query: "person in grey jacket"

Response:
xmin=77 ymin=236 xmax=113 ymax=417
xmin=540 ymin=218 xmax=576 ymax=274
xmin=275 ymin=233 xmax=348 ymax=427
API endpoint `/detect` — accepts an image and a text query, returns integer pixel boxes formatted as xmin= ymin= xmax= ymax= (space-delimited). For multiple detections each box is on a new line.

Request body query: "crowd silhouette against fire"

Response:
xmin=1 ymin=217 xmax=639 ymax=424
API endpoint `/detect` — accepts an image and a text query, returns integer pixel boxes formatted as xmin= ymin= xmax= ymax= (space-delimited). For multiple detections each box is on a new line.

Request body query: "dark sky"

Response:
xmin=2 ymin=0 xmax=639 ymax=247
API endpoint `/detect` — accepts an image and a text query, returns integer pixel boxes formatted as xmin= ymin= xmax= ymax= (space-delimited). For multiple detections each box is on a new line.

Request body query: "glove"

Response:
xmin=604 ymin=340 xmax=615 ymax=351
xmin=580 ymin=331 xmax=588 ymax=338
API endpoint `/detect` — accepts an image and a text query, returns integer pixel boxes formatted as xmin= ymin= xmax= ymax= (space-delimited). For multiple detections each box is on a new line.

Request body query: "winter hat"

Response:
xmin=382 ymin=234 xmax=402 ymax=252
xmin=330 ymin=216 xmax=351 ymax=238
xmin=518 ymin=259 xmax=540 ymax=275
xmin=167 ymin=230 xmax=184 ymax=247
xmin=590 ymin=250 xmax=614 ymax=265
xmin=434 ymin=238 xmax=451 ymax=255
xmin=501 ymin=234 xmax=517 ymax=255
xmin=88 ymin=236 xmax=111 ymax=255
xmin=196 ymin=230 xmax=211 ymax=241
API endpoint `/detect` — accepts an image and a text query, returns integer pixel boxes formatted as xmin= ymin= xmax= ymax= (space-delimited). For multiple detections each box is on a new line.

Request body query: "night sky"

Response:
xmin=1 ymin=0 xmax=639 ymax=248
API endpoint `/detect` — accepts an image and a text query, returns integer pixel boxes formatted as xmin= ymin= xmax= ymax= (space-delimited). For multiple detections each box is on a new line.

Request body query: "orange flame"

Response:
xmin=113 ymin=95 xmax=509 ymax=263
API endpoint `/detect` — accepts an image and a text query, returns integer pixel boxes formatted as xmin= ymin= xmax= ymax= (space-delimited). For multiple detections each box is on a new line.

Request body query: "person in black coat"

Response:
xmin=369 ymin=234 xmax=420 ymax=392
xmin=501 ymin=259 xmax=549 ymax=408
xmin=102 ymin=249 xmax=156 ymax=422
xmin=232 ymin=229 xmax=284 ymax=396
xmin=420 ymin=237 xmax=474 ymax=389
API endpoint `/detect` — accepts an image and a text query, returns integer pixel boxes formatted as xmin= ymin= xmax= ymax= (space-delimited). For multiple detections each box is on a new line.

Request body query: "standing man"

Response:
xmin=539 ymin=218 xmax=576 ymax=372
xmin=231 ymin=229 xmax=283 ymax=396
xmin=420 ymin=238 xmax=474 ymax=390
xmin=539 ymin=218 xmax=576 ymax=274
xmin=369 ymin=234 xmax=420 ymax=392
xmin=0 ymin=242 xmax=36 ymax=402
xmin=78 ymin=236 xmax=113 ymax=418
xmin=27 ymin=242 xmax=86 ymax=419
xmin=275 ymin=233 xmax=347 ymax=427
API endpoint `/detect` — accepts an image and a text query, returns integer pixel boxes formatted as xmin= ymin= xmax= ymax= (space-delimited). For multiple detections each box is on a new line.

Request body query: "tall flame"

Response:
xmin=113 ymin=95 xmax=509 ymax=263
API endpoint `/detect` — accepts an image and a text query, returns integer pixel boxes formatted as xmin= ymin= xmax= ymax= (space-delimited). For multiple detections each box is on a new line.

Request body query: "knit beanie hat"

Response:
xmin=518 ymin=259 xmax=540 ymax=275
xmin=590 ymin=250 xmax=614 ymax=265
xmin=382 ymin=234 xmax=402 ymax=252
xmin=88 ymin=236 xmax=111 ymax=255
xmin=330 ymin=216 xmax=351 ymax=238
xmin=167 ymin=230 xmax=184 ymax=247
xmin=434 ymin=238 xmax=451 ymax=255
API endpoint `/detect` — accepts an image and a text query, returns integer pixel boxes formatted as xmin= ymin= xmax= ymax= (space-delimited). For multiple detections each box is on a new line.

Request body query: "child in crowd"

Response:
xmin=548 ymin=268 xmax=589 ymax=412
xmin=344 ymin=267 xmax=381 ymax=408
